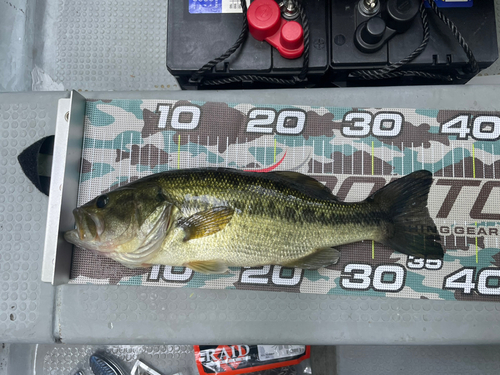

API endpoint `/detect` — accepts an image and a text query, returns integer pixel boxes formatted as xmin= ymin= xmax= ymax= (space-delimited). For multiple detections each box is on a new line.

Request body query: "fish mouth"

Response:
xmin=72 ymin=207 xmax=105 ymax=241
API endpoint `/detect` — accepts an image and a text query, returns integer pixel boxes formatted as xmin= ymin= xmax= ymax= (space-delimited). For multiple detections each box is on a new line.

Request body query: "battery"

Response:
xmin=331 ymin=0 xmax=497 ymax=79
xmin=166 ymin=0 xmax=329 ymax=89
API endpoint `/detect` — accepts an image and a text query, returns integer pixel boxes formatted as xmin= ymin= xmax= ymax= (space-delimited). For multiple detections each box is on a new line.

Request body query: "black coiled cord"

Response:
xmin=351 ymin=0 xmax=479 ymax=81
xmin=190 ymin=0 xmax=479 ymax=85
xmin=427 ymin=0 xmax=479 ymax=76
xmin=190 ymin=0 xmax=310 ymax=86
xmin=189 ymin=1 xmax=250 ymax=83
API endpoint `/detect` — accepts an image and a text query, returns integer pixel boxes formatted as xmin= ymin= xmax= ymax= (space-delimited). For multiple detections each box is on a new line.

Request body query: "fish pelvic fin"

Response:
xmin=370 ymin=170 xmax=444 ymax=259
xmin=185 ymin=260 xmax=230 ymax=274
xmin=180 ymin=206 xmax=234 ymax=241
xmin=283 ymin=247 xmax=341 ymax=270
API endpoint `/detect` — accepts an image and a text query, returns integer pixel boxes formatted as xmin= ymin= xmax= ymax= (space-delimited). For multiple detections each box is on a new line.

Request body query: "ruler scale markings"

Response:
xmin=453 ymin=220 xmax=457 ymax=247
xmin=274 ymin=138 xmax=277 ymax=164
xmin=187 ymin=134 xmax=191 ymax=169
xmin=475 ymin=221 xmax=478 ymax=263
xmin=371 ymin=141 xmax=375 ymax=258
xmin=217 ymin=136 xmax=220 ymax=167
xmin=482 ymin=143 xmax=486 ymax=178
xmin=384 ymin=143 xmax=387 ymax=175
xmin=342 ymin=143 xmax=344 ymax=174
xmin=177 ymin=134 xmax=181 ymax=169
xmin=371 ymin=141 xmax=374 ymax=176
xmin=332 ymin=138 xmax=334 ymax=174
xmin=322 ymin=139 xmax=325 ymax=174
xmin=302 ymin=138 xmax=305 ymax=170
xmin=254 ymin=136 xmax=257 ymax=168
xmin=245 ymin=137 xmax=248 ymax=168
xmin=137 ymin=131 xmax=142 ymax=177
xmin=493 ymin=143 xmax=496 ymax=179
xmin=472 ymin=143 xmax=476 ymax=178
xmin=78 ymin=102 xmax=500 ymax=298
xmin=402 ymin=141 xmax=404 ymax=175
xmin=128 ymin=132 xmax=132 ymax=182
xmin=421 ymin=143 xmax=424 ymax=170
xmin=361 ymin=142 xmax=364 ymax=175
xmin=265 ymin=136 xmax=268 ymax=169
xmin=157 ymin=133 xmax=161 ymax=172
xmin=87 ymin=138 xmax=98 ymax=202
xmin=167 ymin=133 xmax=171 ymax=171
xmin=312 ymin=139 xmax=315 ymax=173
xmin=351 ymin=140 xmax=354 ymax=175
xmin=452 ymin=142 xmax=455 ymax=178
xmin=77 ymin=133 xmax=89 ymax=205
xmin=197 ymin=135 xmax=200 ymax=168
xmin=235 ymin=137 xmax=239 ymax=168
xmin=94 ymin=142 xmax=105 ymax=199
xmin=105 ymin=136 xmax=114 ymax=194
xmin=411 ymin=142 xmax=414 ymax=172
xmin=431 ymin=144 xmax=435 ymax=173
xmin=391 ymin=142 xmax=394 ymax=176
xmin=147 ymin=135 xmax=152 ymax=174
xmin=462 ymin=144 xmax=465 ymax=178
xmin=206 ymin=136 xmax=209 ymax=167
xmin=441 ymin=143 xmax=445 ymax=177
xmin=116 ymin=133 xmax=124 ymax=191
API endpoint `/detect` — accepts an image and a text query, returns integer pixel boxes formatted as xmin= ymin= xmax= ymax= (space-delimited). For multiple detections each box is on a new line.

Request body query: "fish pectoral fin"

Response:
xmin=180 ymin=206 xmax=234 ymax=241
xmin=283 ymin=247 xmax=341 ymax=270
xmin=185 ymin=260 xmax=230 ymax=274
xmin=272 ymin=171 xmax=337 ymax=201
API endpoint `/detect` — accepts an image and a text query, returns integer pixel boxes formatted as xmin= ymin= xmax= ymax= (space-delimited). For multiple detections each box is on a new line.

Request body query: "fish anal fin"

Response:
xmin=283 ymin=247 xmax=341 ymax=270
xmin=180 ymin=206 xmax=234 ymax=241
xmin=185 ymin=260 xmax=229 ymax=274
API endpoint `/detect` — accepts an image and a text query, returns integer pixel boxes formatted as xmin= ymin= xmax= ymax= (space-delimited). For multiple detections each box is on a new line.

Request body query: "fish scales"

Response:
xmin=65 ymin=168 xmax=444 ymax=273
xmin=148 ymin=169 xmax=382 ymax=266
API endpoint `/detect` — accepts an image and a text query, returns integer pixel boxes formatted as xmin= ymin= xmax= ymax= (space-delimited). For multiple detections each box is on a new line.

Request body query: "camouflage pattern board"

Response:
xmin=71 ymin=99 xmax=500 ymax=302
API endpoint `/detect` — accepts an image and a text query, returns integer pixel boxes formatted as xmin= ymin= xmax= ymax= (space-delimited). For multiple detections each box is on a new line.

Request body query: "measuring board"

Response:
xmin=70 ymin=99 xmax=500 ymax=302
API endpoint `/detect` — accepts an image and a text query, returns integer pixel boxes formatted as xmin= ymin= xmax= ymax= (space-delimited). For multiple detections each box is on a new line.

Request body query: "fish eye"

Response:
xmin=96 ymin=195 xmax=109 ymax=209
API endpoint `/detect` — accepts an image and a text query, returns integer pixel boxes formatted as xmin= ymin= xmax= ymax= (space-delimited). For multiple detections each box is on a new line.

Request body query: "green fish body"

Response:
xmin=64 ymin=168 xmax=443 ymax=274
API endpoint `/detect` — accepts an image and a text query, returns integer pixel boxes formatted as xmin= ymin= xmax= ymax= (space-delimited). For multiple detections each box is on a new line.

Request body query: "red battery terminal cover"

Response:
xmin=247 ymin=0 xmax=304 ymax=59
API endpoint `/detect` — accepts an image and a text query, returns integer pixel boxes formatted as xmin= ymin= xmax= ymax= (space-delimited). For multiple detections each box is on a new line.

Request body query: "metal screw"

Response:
xmin=364 ymin=0 xmax=377 ymax=9
xmin=280 ymin=0 xmax=299 ymax=20
xmin=64 ymin=111 xmax=69 ymax=122
xmin=359 ymin=0 xmax=380 ymax=16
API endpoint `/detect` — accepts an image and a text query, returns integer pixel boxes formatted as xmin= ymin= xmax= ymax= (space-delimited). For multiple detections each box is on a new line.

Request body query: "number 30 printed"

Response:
xmin=340 ymin=263 xmax=406 ymax=293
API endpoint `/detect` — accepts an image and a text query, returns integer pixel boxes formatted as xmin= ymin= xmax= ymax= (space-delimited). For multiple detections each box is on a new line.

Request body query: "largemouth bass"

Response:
xmin=64 ymin=168 xmax=443 ymax=274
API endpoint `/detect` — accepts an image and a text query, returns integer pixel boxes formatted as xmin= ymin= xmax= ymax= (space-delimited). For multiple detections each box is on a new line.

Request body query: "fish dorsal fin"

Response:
xmin=272 ymin=171 xmax=337 ymax=201
xmin=180 ymin=206 xmax=234 ymax=241
xmin=283 ymin=247 xmax=341 ymax=270
xmin=185 ymin=260 xmax=229 ymax=274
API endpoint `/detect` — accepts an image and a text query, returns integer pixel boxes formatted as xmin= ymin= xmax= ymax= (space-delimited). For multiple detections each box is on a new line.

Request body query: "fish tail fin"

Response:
xmin=370 ymin=170 xmax=444 ymax=259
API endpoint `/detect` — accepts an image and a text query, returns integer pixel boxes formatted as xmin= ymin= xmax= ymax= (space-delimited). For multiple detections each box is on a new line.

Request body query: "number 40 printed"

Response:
xmin=443 ymin=267 xmax=500 ymax=295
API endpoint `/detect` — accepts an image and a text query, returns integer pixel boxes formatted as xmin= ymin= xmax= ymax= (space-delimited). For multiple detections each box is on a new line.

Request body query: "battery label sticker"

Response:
xmin=425 ymin=0 xmax=473 ymax=8
xmin=257 ymin=346 xmax=306 ymax=361
xmin=189 ymin=0 xmax=250 ymax=14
